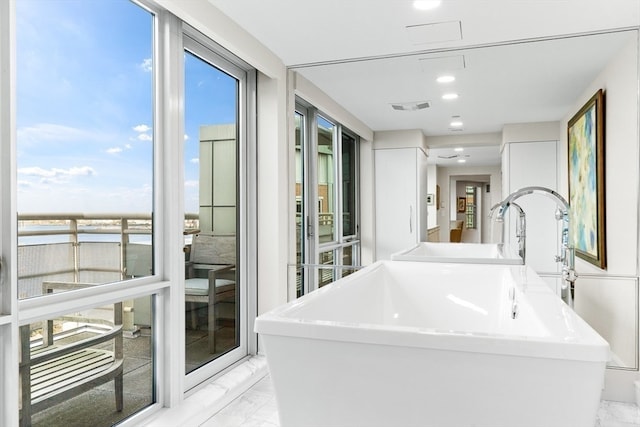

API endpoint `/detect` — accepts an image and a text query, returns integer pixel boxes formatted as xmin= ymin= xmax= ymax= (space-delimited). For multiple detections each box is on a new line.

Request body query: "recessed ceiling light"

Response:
xmin=442 ymin=93 xmax=459 ymax=100
xmin=436 ymin=75 xmax=455 ymax=83
xmin=457 ymin=159 xmax=466 ymax=163
xmin=454 ymin=147 xmax=464 ymax=152
xmin=450 ymin=121 xmax=463 ymax=127
xmin=413 ymin=0 xmax=442 ymax=10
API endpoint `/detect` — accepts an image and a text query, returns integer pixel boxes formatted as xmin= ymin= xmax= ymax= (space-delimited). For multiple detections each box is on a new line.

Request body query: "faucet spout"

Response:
xmin=490 ymin=201 xmax=526 ymax=263
xmin=495 ymin=186 xmax=577 ymax=307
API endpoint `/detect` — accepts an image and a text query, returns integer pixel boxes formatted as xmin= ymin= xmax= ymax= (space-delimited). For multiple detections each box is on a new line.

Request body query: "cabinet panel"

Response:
xmin=374 ymin=148 xmax=427 ymax=260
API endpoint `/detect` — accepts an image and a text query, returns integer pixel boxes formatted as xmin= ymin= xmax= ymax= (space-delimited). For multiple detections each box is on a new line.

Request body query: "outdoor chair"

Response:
xmin=185 ymin=234 xmax=236 ymax=353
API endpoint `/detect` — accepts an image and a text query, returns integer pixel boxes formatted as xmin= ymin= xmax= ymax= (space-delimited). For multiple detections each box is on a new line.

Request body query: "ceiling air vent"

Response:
xmin=391 ymin=101 xmax=431 ymax=111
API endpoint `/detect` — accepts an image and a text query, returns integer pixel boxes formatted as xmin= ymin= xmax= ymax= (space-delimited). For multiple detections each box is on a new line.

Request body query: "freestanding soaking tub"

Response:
xmin=391 ymin=242 xmax=523 ymax=264
xmin=255 ymin=261 xmax=609 ymax=427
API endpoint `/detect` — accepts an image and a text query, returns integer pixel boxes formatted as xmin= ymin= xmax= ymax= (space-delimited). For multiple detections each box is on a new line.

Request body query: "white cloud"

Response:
xmin=19 ymin=166 xmax=58 ymax=178
xmin=190 ymin=158 xmax=199 ymax=164
xmin=18 ymin=166 xmax=95 ymax=178
xmin=184 ymin=180 xmax=198 ymax=188
xmin=137 ymin=133 xmax=152 ymax=142
xmin=67 ymin=166 xmax=94 ymax=176
xmin=17 ymin=123 xmax=95 ymax=144
xmin=133 ymin=124 xmax=151 ymax=133
xmin=125 ymin=144 xmax=132 ymax=149
xmin=107 ymin=147 xmax=123 ymax=154
xmin=140 ymin=58 xmax=152 ymax=73
xmin=184 ymin=134 xmax=189 ymax=141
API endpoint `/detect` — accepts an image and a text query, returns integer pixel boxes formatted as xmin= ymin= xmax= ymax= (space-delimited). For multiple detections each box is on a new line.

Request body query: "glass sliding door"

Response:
xmin=183 ymin=35 xmax=247 ymax=378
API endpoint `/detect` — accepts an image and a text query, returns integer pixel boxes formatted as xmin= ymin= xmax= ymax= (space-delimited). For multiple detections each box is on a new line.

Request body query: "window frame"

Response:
xmin=181 ymin=26 xmax=255 ymax=390
xmin=294 ymin=98 xmax=361 ymax=295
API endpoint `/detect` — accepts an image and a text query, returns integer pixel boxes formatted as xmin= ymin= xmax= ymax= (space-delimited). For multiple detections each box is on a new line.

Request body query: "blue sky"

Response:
xmin=16 ymin=0 xmax=237 ymax=214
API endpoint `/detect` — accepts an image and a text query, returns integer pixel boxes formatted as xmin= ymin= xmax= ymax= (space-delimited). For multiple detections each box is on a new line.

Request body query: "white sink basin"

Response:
xmin=391 ymin=242 xmax=523 ymax=264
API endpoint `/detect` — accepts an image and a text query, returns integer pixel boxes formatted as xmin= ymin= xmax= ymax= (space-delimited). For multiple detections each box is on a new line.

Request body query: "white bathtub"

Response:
xmin=255 ymin=261 xmax=609 ymax=427
xmin=391 ymin=242 xmax=523 ymax=264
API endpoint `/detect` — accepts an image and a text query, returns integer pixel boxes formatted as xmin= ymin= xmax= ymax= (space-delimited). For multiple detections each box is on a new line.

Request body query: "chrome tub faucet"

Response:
xmin=495 ymin=186 xmax=577 ymax=307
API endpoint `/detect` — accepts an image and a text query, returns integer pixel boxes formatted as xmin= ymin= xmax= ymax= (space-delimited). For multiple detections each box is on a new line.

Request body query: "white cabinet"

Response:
xmin=502 ymin=140 xmax=560 ymax=276
xmin=374 ymin=148 xmax=428 ymax=260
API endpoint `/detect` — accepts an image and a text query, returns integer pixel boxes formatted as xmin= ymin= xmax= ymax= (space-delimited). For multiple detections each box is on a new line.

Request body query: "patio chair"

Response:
xmin=185 ymin=234 xmax=236 ymax=353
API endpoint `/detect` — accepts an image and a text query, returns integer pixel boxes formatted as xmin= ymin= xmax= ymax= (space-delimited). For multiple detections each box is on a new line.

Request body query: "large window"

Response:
xmin=7 ymin=1 xmax=257 ymax=426
xmin=16 ymin=0 xmax=155 ymax=299
xmin=15 ymin=1 xmax=156 ymax=425
xmin=295 ymin=100 xmax=360 ymax=295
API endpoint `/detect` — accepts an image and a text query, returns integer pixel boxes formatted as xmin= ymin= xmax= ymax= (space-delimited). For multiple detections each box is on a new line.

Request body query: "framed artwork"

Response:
xmin=568 ymin=89 xmax=606 ymax=269
xmin=436 ymin=185 xmax=441 ymax=210
xmin=457 ymin=197 xmax=466 ymax=213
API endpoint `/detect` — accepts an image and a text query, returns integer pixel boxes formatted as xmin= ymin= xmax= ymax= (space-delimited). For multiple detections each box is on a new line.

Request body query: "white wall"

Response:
xmin=501 ymin=121 xmax=560 ymax=148
xmin=428 ymin=132 xmax=501 ymax=148
xmin=502 ymin=139 xmax=559 ymax=274
xmin=372 ymin=129 xmax=427 ymax=151
xmin=558 ymin=37 xmax=639 ymax=401
xmin=559 ymin=38 xmax=639 ymax=278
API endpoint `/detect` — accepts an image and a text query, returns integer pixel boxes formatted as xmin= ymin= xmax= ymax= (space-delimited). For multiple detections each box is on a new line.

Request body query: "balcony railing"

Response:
xmin=17 ymin=213 xmax=198 ymax=299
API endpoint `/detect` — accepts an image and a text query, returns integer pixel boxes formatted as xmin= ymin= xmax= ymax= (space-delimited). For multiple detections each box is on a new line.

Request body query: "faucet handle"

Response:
xmin=563 ymin=268 xmax=578 ymax=283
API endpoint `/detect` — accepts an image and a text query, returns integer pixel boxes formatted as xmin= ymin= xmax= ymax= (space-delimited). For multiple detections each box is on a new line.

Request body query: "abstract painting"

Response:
xmin=568 ymin=89 xmax=606 ymax=269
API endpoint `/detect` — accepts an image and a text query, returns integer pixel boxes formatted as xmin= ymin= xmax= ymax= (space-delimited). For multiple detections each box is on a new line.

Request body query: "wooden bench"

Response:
xmin=19 ymin=282 xmax=123 ymax=426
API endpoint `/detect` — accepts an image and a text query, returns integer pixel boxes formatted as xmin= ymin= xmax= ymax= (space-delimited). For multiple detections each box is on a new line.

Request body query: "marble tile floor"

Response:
xmin=202 ymin=375 xmax=640 ymax=427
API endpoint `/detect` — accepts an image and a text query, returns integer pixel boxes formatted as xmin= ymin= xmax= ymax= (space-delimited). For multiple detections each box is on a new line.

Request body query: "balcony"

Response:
xmin=16 ymin=213 xmax=203 ymax=427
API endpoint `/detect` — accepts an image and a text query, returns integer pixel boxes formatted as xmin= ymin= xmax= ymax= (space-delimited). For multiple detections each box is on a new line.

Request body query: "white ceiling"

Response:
xmin=208 ymin=0 xmax=640 ymax=166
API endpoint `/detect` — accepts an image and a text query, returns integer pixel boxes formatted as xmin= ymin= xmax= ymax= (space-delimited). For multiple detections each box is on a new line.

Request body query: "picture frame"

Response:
xmin=457 ymin=197 xmax=466 ymax=213
xmin=568 ymin=89 xmax=606 ymax=269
